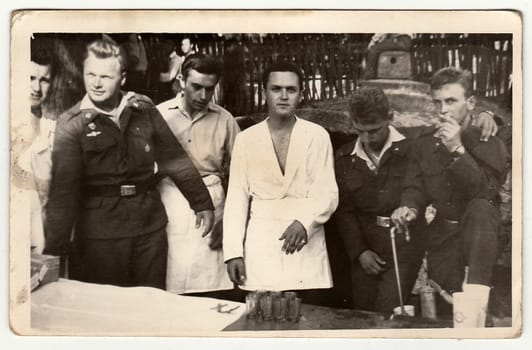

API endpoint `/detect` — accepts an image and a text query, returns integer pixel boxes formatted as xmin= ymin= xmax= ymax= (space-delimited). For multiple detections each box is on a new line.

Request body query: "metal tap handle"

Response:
xmin=391 ymin=225 xmax=411 ymax=243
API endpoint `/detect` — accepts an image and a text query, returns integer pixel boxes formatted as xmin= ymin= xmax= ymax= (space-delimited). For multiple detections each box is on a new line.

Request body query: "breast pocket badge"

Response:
xmin=87 ymin=131 xmax=102 ymax=137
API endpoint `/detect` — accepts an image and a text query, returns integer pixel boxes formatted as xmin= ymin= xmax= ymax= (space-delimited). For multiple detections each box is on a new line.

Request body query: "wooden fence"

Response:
xmin=212 ymin=34 xmax=371 ymax=115
xmin=411 ymin=34 xmax=512 ymax=99
xmin=34 ymin=33 xmax=513 ymax=117
xmin=199 ymin=33 xmax=513 ymax=115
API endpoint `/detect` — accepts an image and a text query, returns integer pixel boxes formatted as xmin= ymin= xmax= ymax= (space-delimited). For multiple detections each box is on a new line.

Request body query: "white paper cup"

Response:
xmin=462 ymin=284 xmax=490 ymax=327
xmin=453 ymin=291 xmax=487 ymax=328
xmin=393 ymin=305 xmax=415 ymax=317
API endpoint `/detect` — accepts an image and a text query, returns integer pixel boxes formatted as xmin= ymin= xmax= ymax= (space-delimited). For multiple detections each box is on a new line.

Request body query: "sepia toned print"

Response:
xmin=9 ymin=10 xmax=521 ymax=338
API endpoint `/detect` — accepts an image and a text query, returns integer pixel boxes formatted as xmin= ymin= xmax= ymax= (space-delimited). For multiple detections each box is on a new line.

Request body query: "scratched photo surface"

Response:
xmin=9 ymin=11 xmax=521 ymax=338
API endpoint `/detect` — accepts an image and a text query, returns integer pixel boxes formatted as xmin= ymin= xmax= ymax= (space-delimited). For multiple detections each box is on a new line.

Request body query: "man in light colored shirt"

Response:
xmin=122 ymin=33 xmax=148 ymax=94
xmin=157 ymin=53 xmax=240 ymax=295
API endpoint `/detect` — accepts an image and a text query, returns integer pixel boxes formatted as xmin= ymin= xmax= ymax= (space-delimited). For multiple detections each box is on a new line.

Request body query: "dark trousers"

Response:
xmin=351 ymin=227 xmax=424 ymax=314
xmin=428 ymin=199 xmax=500 ymax=294
xmin=69 ymin=228 xmax=168 ymax=289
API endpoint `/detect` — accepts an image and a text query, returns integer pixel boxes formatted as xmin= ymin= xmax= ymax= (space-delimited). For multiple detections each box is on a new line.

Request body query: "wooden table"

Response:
xmin=223 ymin=303 xmax=452 ymax=331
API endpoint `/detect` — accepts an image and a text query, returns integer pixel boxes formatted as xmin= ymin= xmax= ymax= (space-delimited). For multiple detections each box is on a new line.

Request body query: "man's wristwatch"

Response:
xmin=452 ymin=145 xmax=465 ymax=157
xmin=480 ymin=110 xmax=495 ymax=118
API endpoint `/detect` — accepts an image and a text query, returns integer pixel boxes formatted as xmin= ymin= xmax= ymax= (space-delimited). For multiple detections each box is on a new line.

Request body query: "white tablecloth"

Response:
xmin=31 ymin=279 xmax=244 ymax=335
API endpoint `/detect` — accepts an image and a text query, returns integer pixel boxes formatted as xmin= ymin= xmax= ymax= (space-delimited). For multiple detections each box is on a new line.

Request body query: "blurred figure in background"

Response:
xmin=222 ymin=37 xmax=248 ymax=116
xmin=122 ymin=33 xmax=149 ymax=95
xmin=159 ymin=36 xmax=196 ymax=102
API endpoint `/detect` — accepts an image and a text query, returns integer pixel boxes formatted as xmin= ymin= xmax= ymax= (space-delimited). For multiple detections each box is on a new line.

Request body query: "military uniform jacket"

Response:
xmin=334 ymin=127 xmax=424 ymax=263
xmin=400 ymin=125 xmax=509 ymax=244
xmin=44 ymin=92 xmax=214 ymax=256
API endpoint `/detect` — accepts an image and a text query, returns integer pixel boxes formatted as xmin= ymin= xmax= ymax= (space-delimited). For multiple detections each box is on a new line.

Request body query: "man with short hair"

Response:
xmin=334 ymin=87 xmax=426 ymax=313
xmin=392 ymin=67 xmax=508 ymax=322
xmin=157 ymin=53 xmax=240 ymax=294
xmin=44 ymin=38 xmax=214 ymax=289
xmin=223 ymin=62 xmax=338 ymax=300
xmin=13 ymin=41 xmax=55 ymax=254
xmin=30 ymin=48 xmax=53 ymax=115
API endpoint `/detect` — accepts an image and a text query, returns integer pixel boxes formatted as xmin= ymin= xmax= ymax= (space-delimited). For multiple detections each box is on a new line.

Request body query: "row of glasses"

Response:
xmin=245 ymin=290 xmax=302 ymax=322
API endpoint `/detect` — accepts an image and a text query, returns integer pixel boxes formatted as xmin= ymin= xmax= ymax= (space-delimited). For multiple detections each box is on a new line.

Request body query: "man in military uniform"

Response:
xmin=334 ymin=87 xmax=426 ymax=313
xmin=392 ymin=67 xmax=509 ymax=319
xmin=335 ymin=86 xmax=500 ymax=313
xmin=44 ymin=38 xmax=214 ymax=289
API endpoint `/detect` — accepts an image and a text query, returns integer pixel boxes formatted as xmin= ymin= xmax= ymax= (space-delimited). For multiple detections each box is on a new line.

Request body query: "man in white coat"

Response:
xmin=223 ymin=62 xmax=339 ymax=302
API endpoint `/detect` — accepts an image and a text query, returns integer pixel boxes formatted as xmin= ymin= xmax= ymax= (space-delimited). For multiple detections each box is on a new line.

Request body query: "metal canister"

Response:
xmin=420 ymin=286 xmax=438 ymax=320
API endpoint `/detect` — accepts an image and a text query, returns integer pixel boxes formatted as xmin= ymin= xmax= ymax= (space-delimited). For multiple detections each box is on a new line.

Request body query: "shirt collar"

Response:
xmin=264 ymin=114 xmax=299 ymax=123
xmin=351 ymin=125 xmax=406 ymax=159
xmin=80 ymin=91 xmax=134 ymax=119
xmin=166 ymin=93 xmax=217 ymax=121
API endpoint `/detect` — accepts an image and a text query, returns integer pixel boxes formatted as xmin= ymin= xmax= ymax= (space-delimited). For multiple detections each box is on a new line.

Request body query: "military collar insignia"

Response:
xmin=86 ymin=131 xmax=102 ymax=137
xmin=390 ymin=138 xmax=409 ymax=156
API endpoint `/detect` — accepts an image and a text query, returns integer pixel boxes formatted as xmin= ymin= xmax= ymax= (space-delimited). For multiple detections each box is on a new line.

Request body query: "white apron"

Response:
xmin=243 ymin=198 xmax=332 ymax=291
xmin=159 ymin=174 xmax=233 ymax=294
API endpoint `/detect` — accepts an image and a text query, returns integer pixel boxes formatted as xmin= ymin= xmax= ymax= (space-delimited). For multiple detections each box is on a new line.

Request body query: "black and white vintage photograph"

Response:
xmin=8 ymin=10 xmax=521 ymax=339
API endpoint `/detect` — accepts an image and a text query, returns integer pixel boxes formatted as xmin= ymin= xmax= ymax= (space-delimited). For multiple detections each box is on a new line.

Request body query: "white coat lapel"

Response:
xmin=282 ymin=117 xmax=306 ymax=188
xmin=260 ymin=120 xmax=285 ymax=184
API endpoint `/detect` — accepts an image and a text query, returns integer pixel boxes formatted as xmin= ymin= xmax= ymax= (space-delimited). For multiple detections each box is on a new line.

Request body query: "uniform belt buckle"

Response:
xmin=120 ymin=185 xmax=136 ymax=197
xmin=376 ymin=216 xmax=391 ymax=228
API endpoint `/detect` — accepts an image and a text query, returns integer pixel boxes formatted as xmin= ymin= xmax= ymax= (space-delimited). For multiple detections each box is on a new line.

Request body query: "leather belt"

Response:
xmin=83 ymin=180 xmax=154 ymax=197
xmin=376 ymin=216 xmax=391 ymax=228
